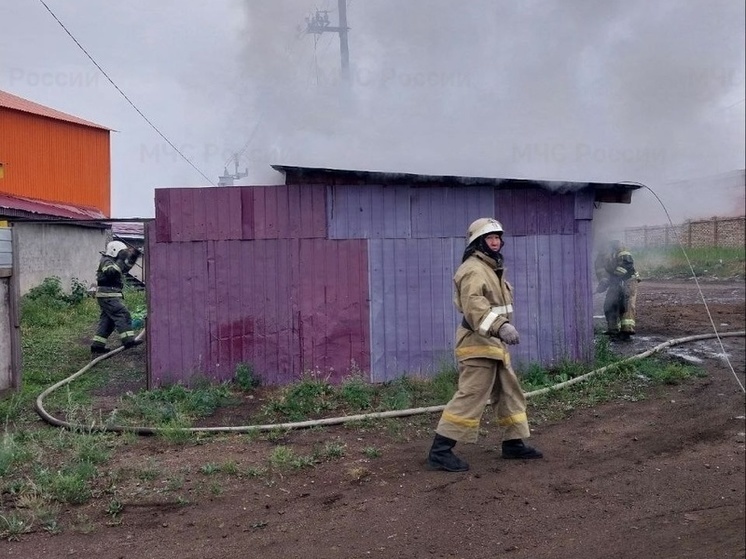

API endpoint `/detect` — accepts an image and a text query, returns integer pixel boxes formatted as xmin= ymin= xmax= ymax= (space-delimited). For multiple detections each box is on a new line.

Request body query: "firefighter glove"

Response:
xmin=596 ymin=280 xmax=609 ymax=293
xmin=497 ymin=323 xmax=520 ymax=345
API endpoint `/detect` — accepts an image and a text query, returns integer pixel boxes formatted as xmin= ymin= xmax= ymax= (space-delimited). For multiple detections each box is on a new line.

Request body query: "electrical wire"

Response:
xmin=37 ymin=0 xmax=216 ymax=186
xmin=620 ymin=181 xmax=745 ymax=393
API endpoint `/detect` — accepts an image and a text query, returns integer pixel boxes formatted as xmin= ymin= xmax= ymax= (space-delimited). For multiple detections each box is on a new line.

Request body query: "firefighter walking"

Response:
xmin=90 ymin=240 xmax=144 ymax=354
xmin=594 ymin=240 xmax=640 ymax=341
xmin=426 ymin=218 xmax=542 ymax=472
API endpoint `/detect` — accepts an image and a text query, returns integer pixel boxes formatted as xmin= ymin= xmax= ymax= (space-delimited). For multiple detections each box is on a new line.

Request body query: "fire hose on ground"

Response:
xmin=34 ymin=329 xmax=746 ymax=435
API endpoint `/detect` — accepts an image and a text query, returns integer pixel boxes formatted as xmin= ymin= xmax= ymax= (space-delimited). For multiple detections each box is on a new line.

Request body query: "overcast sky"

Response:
xmin=1 ymin=0 xmax=744 ymax=224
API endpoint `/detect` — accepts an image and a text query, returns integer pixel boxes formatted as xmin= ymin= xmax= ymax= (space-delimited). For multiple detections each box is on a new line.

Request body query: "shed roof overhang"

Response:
xmin=271 ymin=165 xmax=641 ymax=204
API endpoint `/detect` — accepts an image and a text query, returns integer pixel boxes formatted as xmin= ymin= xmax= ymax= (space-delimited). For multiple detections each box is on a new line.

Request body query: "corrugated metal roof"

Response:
xmin=112 ymin=222 xmax=145 ymax=238
xmin=271 ymin=164 xmax=641 ymax=197
xmin=0 ymin=89 xmax=110 ymax=130
xmin=0 ymin=191 xmax=106 ymax=220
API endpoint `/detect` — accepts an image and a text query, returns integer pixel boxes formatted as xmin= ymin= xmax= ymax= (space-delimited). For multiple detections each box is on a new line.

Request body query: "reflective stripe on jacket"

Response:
xmin=96 ymin=253 xmax=134 ymax=296
xmin=453 ymin=251 xmax=514 ymax=364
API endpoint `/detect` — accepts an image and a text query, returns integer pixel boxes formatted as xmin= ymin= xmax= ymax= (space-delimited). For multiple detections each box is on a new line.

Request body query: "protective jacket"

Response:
xmin=453 ymin=250 xmax=514 ymax=364
xmin=96 ymin=251 xmax=138 ymax=297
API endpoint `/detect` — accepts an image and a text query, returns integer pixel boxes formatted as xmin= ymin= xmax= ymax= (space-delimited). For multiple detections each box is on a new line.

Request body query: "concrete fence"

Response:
xmin=624 ymin=216 xmax=746 ymax=249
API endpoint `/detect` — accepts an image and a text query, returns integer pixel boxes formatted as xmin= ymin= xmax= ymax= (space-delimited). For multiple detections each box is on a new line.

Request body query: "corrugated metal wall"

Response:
xmin=332 ymin=184 xmax=595 ymax=380
xmin=148 ymin=183 xmax=597 ymax=387
xmin=0 ymin=108 xmax=110 ymax=216
xmin=148 ymin=187 xmax=368 ymax=387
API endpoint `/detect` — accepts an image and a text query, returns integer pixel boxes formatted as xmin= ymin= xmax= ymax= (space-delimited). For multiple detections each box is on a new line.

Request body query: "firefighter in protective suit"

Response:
xmin=594 ymin=240 xmax=640 ymax=341
xmin=427 ymin=218 xmax=542 ymax=472
xmin=90 ymin=240 xmax=144 ymax=355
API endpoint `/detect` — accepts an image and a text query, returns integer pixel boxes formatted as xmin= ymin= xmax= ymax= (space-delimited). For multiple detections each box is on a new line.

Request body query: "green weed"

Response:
xmin=362 ymin=446 xmax=381 ymax=459
xmin=234 ymin=363 xmax=261 ymax=391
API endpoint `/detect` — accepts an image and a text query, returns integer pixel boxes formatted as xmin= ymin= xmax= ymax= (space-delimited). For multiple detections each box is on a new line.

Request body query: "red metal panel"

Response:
xmin=148 ymin=233 xmax=369 ymax=387
xmin=174 ymin=189 xmax=196 ymax=242
xmin=156 ymin=188 xmax=245 ymax=242
xmin=248 ymin=185 xmax=326 ymax=240
xmin=240 ymin=188 xmax=255 ymax=238
xmin=157 ymin=186 xmax=327 ymax=242
xmin=154 ymin=189 xmax=172 ymax=242
xmin=193 ymin=187 xmax=208 ymax=241
xmin=224 ymin=188 xmax=244 ymax=239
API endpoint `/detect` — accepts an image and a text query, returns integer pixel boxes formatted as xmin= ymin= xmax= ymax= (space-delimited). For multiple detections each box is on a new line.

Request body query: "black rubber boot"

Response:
xmin=90 ymin=344 xmax=109 ymax=355
xmin=502 ymin=439 xmax=543 ymax=459
xmin=427 ymin=434 xmax=469 ymax=472
xmin=618 ymin=331 xmax=634 ymax=342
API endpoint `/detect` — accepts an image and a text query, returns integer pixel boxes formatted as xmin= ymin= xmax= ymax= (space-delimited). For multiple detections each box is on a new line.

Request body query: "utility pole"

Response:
xmin=305 ymin=0 xmax=350 ymax=82
xmin=217 ymin=154 xmax=248 ymax=187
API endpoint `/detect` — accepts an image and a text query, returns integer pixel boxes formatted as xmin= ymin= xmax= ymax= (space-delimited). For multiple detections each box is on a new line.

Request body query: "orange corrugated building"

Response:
xmin=0 ymin=89 xmax=111 ymax=217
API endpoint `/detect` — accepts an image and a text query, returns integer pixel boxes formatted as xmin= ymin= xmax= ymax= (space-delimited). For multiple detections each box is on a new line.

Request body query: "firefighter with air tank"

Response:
xmin=595 ymin=240 xmax=641 ymax=341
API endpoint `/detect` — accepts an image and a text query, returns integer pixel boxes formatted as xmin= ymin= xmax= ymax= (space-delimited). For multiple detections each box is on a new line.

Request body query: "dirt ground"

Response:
xmin=5 ymin=279 xmax=745 ymax=559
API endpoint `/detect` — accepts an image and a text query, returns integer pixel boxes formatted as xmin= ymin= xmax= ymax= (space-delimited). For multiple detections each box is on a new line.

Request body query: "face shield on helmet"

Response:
xmin=105 ymin=241 xmax=127 ymax=258
xmin=466 ymin=218 xmax=504 ymax=246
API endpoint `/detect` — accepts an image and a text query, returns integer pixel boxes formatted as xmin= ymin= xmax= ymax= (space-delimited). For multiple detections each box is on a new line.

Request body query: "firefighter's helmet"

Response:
xmin=466 ymin=218 xmax=503 ymax=246
xmin=105 ymin=240 xmax=127 ymax=258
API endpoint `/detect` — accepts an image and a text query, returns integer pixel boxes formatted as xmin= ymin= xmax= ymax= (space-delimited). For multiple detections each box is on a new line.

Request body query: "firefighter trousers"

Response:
xmin=436 ymin=357 xmax=531 ymax=444
xmin=92 ymin=297 xmax=136 ymax=348
xmin=604 ymin=279 xmax=639 ymax=333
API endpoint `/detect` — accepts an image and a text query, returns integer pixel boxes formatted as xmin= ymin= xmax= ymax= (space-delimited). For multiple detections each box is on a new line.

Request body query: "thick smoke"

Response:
xmin=224 ymin=0 xmax=744 ymax=229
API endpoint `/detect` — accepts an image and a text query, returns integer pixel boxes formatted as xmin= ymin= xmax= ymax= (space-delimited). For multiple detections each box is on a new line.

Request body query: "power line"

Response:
xmin=37 ymin=0 xmax=216 ymax=186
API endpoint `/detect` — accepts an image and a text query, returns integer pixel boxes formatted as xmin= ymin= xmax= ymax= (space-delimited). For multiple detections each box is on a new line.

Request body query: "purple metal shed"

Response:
xmin=146 ymin=167 xmax=639 ymax=387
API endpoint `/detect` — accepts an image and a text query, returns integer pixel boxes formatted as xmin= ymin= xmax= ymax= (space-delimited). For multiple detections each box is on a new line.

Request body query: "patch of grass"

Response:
xmin=116 ymin=382 xmax=231 ymax=428
xmin=262 ymin=377 xmax=338 ymax=421
xmin=362 ymin=446 xmax=381 ymax=459
xmin=634 ymin=358 xmax=704 ymax=385
xmin=0 ymin=512 xmax=32 ymax=541
xmin=316 ymin=440 xmax=346 ymax=460
xmin=234 ymin=362 xmax=261 ymax=391
xmin=267 ymin=445 xmax=315 ymax=470
xmin=243 ymin=466 xmax=268 ymax=478
xmin=0 ymin=432 xmax=33 ymax=476
xmin=524 ymin=341 xmax=704 ymax=425
xmin=164 ymin=475 xmax=185 ymax=491
xmin=35 ymin=463 xmax=94 ymax=505
xmin=105 ymin=497 xmax=124 ymax=518
xmin=339 ymin=375 xmax=376 ymax=410
xmin=199 ymin=463 xmax=221 ymax=475
xmin=220 ymin=460 xmax=240 ymax=475
xmin=634 ymin=246 xmax=745 ymax=280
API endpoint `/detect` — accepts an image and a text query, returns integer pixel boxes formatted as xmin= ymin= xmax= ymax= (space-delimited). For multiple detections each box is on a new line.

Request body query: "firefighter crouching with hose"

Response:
xmin=90 ymin=240 xmax=144 ymax=355
xmin=426 ymin=218 xmax=543 ymax=472
xmin=595 ymin=240 xmax=641 ymax=342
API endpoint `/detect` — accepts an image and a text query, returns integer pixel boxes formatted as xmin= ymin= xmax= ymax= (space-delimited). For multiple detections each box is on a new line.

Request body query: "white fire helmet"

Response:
xmin=105 ymin=240 xmax=127 ymax=258
xmin=466 ymin=218 xmax=504 ymax=246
